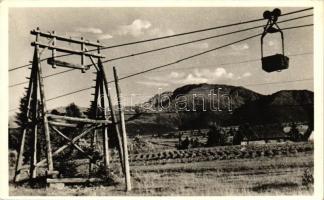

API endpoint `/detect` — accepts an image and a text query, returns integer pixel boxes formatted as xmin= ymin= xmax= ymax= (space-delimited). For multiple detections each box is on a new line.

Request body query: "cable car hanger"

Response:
xmin=261 ymin=8 xmax=289 ymax=73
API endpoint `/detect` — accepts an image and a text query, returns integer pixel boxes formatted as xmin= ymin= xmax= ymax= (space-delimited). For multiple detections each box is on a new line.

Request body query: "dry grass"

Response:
xmin=9 ymin=152 xmax=313 ymax=196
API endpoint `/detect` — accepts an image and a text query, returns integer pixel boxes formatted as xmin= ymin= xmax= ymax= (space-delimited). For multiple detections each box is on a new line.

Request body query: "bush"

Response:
xmin=302 ymin=168 xmax=314 ymax=188
xmin=206 ymin=124 xmax=226 ymax=147
xmin=289 ymin=123 xmax=304 ymax=141
xmin=55 ymin=159 xmax=79 ymax=178
xmin=9 ymin=150 xmax=18 ymax=167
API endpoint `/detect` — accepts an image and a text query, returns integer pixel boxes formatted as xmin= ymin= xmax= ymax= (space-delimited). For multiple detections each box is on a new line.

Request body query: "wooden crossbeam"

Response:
xmin=48 ymin=121 xmax=78 ymax=128
xmin=31 ymin=42 xmax=104 ymax=58
xmin=47 ymin=114 xmax=111 ymax=124
xmin=47 ymin=58 xmax=88 ymax=71
xmin=35 ymin=125 xmax=98 ymax=167
xmin=31 ymin=29 xmax=104 ymax=47
xmin=47 ymin=178 xmax=104 ymax=184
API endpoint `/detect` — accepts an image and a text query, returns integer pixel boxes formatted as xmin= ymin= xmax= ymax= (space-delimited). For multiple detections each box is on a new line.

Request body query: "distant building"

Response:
xmin=240 ymin=124 xmax=290 ymax=145
xmin=308 ymin=131 xmax=314 ymax=142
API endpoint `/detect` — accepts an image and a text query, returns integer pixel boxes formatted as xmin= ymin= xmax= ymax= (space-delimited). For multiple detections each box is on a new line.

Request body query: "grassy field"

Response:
xmin=9 ymin=150 xmax=313 ymax=196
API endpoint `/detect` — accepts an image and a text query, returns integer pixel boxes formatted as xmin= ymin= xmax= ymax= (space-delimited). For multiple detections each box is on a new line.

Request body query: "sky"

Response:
xmin=8 ymin=7 xmax=313 ymax=112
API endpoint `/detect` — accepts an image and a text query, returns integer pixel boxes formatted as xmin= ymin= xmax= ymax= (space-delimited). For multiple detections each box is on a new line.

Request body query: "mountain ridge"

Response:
xmin=9 ymin=83 xmax=314 ymax=134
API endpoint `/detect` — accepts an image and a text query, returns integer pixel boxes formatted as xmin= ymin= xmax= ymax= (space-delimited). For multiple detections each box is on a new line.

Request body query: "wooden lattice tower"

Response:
xmin=13 ymin=28 xmax=131 ymax=190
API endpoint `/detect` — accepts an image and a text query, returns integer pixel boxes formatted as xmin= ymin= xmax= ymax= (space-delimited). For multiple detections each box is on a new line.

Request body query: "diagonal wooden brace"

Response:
xmin=35 ymin=125 xmax=99 ymax=167
xmin=49 ymin=125 xmax=94 ymax=161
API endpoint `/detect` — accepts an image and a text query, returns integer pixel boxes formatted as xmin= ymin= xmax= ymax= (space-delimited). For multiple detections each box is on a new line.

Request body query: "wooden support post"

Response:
xmin=113 ymin=67 xmax=131 ymax=192
xmin=98 ymin=59 xmax=125 ymax=174
xmin=14 ymin=63 xmax=35 ymax=183
xmin=81 ymin=37 xmax=85 ymax=66
xmin=81 ymin=37 xmax=85 ymax=73
xmin=34 ymin=37 xmax=54 ymax=174
xmin=51 ymin=31 xmax=56 ymax=68
xmin=89 ymin=71 xmax=100 ymax=175
xmin=30 ymin=61 xmax=38 ymax=180
xmin=14 ymin=130 xmax=28 ymax=182
xmin=99 ymin=75 xmax=110 ymax=170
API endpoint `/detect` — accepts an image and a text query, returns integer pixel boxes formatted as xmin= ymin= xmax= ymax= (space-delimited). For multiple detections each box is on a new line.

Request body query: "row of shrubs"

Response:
xmin=115 ymin=142 xmax=313 ymax=165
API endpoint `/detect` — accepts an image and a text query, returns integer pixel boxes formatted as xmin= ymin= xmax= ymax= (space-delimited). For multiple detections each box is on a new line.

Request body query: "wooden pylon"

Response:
xmin=113 ymin=66 xmax=131 ymax=192
xmin=14 ymin=28 xmax=127 ymax=187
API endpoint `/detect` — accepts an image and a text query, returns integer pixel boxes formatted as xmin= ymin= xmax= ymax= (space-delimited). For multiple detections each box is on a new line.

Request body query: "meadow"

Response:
xmin=9 ymin=142 xmax=314 ymax=196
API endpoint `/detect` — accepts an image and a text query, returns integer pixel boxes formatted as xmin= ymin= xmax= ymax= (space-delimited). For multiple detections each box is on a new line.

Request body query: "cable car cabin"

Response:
xmin=261 ymin=8 xmax=289 ymax=73
xmin=262 ymin=54 xmax=289 ymax=72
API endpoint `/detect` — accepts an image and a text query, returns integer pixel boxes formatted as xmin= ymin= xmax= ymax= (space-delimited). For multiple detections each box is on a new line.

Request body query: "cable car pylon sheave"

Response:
xmin=261 ymin=8 xmax=289 ymax=72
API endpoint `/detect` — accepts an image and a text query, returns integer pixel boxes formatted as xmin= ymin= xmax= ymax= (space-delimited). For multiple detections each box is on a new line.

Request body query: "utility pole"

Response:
xmin=113 ymin=66 xmax=132 ymax=192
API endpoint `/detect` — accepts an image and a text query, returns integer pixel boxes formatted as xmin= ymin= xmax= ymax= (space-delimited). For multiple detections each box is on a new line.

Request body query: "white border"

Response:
xmin=0 ymin=0 xmax=9 ymax=198
xmin=313 ymin=1 xmax=324 ymax=198
xmin=0 ymin=0 xmax=323 ymax=199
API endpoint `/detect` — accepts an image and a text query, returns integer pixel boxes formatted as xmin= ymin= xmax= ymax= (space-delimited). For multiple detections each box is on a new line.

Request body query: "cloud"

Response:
xmin=177 ymin=68 xmax=234 ymax=84
xmin=178 ymin=74 xmax=209 ymax=84
xmin=98 ymin=34 xmax=113 ymax=40
xmin=116 ymin=19 xmax=151 ymax=37
xmin=114 ymin=19 xmax=175 ymax=38
xmin=144 ymin=67 xmax=242 ymax=86
xmin=237 ymin=72 xmax=252 ymax=79
xmin=170 ymin=71 xmax=186 ymax=79
xmin=147 ymin=27 xmax=175 ymax=37
xmin=193 ymin=68 xmax=234 ymax=80
xmin=242 ymin=72 xmax=252 ymax=77
xmin=137 ymin=81 xmax=169 ymax=87
xmin=147 ymin=71 xmax=186 ymax=82
xmin=75 ymin=27 xmax=103 ymax=34
xmin=230 ymin=43 xmax=249 ymax=51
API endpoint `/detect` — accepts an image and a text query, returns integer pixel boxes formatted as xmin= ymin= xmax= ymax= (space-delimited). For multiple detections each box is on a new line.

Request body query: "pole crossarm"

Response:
xmin=31 ymin=29 xmax=104 ymax=47
xmin=32 ymin=41 xmax=104 ymax=58
xmin=47 ymin=114 xmax=111 ymax=124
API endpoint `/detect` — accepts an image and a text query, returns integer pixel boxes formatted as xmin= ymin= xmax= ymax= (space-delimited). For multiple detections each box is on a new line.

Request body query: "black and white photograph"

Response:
xmin=0 ymin=0 xmax=323 ymax=197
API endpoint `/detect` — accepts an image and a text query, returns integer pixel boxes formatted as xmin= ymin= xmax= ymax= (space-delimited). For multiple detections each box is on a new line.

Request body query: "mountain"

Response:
xmin=125 ymin=84 xmax=263 ymax=134
xmin=136 ymin=84 xmax=261 ymax=112
xmin=232 ymin=90 xmax=314 ymax=125
xmin=125 ymin=84 xmax=313 ymax=135
xmin=9 ymin=84 xmax=314 ymax=136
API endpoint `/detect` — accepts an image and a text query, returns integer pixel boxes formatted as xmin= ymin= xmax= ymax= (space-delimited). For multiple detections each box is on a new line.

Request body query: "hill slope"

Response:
xmin=125 ymin=84 xmax=313 ymax=135
xmin=232 ymin=90 xmax=314 ymax=125
xmin=9 ymin=84 xmax=314 ymax=136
